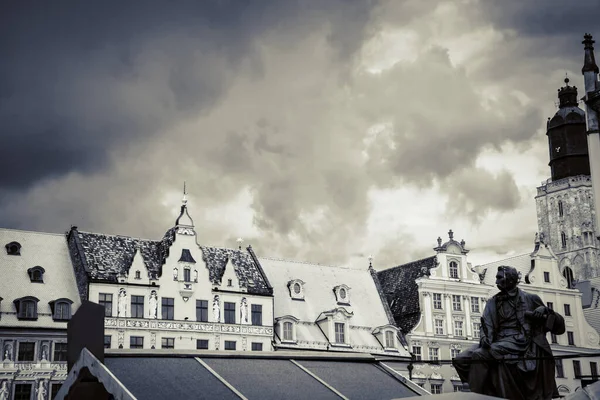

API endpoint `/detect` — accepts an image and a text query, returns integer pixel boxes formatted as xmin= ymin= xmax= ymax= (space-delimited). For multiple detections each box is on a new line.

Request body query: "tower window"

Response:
xmin=558 ymin=201 xmax=564 ymax=217
xmin=563 ymin=267 xmax=575 ymax=289
xmin=135 ymin=270 xmax=141 ymax=279
xmin=561 ymin=232 xmax=567 ymax=248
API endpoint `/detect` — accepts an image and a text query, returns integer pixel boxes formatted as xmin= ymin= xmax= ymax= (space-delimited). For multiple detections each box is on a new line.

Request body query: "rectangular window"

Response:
xmin=161 ymin=297 xmax=175 ymax=320
xmin=55 ymin=302 xmax=71 ymax=320
xmin=551 ymin=333 xmax=557 ymax=344
xmin=224 ymin=340 xmax=236 ymax=350
xmin=567 ymin=331 xmax=575 ymax=346
xmin=161 ymin=337 xmax=175 ymax=349
xmin=251 ymin=342 xmax=263 ymax=351
xmin=283 ymin=322 xmax=294 ymax=341
xmin=547 ymin=302 xmax=554 ymax=310
xmin=451 ymin=348 xmax=460 ymax=359
xmin=196 ymin=300 xmax=208 ymax=322
xmin=184 ymin=268 xmax=191 ymax=283
xmin=251 ymin=304 xmax=262 ymax=326
xmin=433 ymin=293 xmax=443 ymax=309
xmin=573 ymin=360 xmax=581 ymax=378
xmin=556 ymin=359 xmax=564 ymax=378
xmin=196 ymin=339 xmax=209 ymax=350
xmin=99 ymin=293 xmax=113 ymax=317
xmin=473 ymin=322 xmax=481 ymax=339
xmin=14 ymin=384 xmax=32 ymax=400
xmin=51 ymin=383 xmax=61 ymax=399
xmin=454 ymin=321 xmax=463 ymax=337
xmin=130 ymin=336 xmax=144 ymax=349
xmin=18 ymin=342 xmax=35 ymax=361
xmin=452 ymin=295 xmax=462 ymax=311
xmin=470 ymin=297 xmax=480 ymax=313
xmin=428 ymin=347 xmax=439 ymax=362
xmin=131 ymin=295 xmax=144 ymax=318
xmin=430 ymin=384 xmax=442 ymax=394
xmin=449 ymin=262 xmax=459 ymax=279
xmin=335 ymin=322 xmax=345 ymax=343
xmin=435 ymin=319 xmax=444 ymax=335
xmin=53 ymin=343 xmax=68 ymax=361
xmin=104 ymin=335 xmax=112 ymax=349
xmin=385 ymin=331 xmax=395 ymax=348
xmin=412 ymin=346 xmax=422 ymax=361
xmin=224 ymin=302 xmax=236 ymax=324
xmin=544 ymin=271 xmax=550 ymax=283
xmin=564 ymin=304 xmax=571 ymax=316
xmin=591 ymin=362 xmax=598 ymax=378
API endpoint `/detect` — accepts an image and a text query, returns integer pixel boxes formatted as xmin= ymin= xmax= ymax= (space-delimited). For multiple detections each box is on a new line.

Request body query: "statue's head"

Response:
xmin=495 ymin=265 xmax=519 ymax=292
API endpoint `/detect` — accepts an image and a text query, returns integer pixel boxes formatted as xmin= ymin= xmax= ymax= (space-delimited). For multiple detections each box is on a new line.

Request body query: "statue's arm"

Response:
xmin=530 ymin=293 xmax=566 ymax=334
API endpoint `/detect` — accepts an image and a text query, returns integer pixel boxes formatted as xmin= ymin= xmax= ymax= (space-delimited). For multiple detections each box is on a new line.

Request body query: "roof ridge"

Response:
xmin=0 ymin=227 xmax=65 ymax=237
xmin=479 ymin=252 xmax=530 ymax=267
xmin=381 ymin=255 xmax=437 ymax=272
xmin=258 ymin=256 xmax=355 ymax=270
xmin=78 ymin=230 xmax=161 ymax=243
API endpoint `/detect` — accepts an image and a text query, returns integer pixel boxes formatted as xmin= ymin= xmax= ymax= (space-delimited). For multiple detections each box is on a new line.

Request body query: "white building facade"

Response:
xmin=67 ymin=198 xmax=274 ymax=354
xmin=0 ymin=229 xmax=82 ymax=400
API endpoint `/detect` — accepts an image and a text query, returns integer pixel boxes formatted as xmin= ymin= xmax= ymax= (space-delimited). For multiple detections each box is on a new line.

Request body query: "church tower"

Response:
xmin=535 ymin=79 xmax=600 ymax=280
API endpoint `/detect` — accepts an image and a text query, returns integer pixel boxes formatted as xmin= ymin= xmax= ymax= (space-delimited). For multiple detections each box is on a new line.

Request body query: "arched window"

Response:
xmin=49 ymin=298 xmax=74 ymax=321
xmin=561 ymin=232 xmax=567 ymax=248
xmin=5 ymin=241 xmax=21 ymax=256
xmin=449 ymin=261 xmax=459 ymax=279
xmin=14 ymin=296 xmax=39 ymax=320
xmin=27 ymin=266 xmax=45 ymax=283
xmin=563 ymin=267 xmax=575 ymax=289
xmin=558 ymin=201 xmax=564 ymax=218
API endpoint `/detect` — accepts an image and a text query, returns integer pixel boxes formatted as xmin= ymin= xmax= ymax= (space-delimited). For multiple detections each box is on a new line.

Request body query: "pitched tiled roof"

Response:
xmin=376 ymin=256 xmax=438 ymax=333
xmin=0 ymin=228 xmax=82 ymax=328
xmin=70 ymin=228 xmax=271 ymax=295
xmin=582 ymin=277 xmax=600 ymax=335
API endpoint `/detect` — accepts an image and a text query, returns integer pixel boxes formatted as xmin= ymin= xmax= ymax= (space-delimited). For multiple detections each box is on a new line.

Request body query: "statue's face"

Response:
xmin=495 ymin=270 xmax=517 ymax=292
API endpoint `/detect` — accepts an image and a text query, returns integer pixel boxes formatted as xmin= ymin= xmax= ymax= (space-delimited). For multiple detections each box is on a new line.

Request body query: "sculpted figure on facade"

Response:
xmin=173 ymin=268 xmax=178 ymax=280
xmin=37 ymin=381 xmax=46 ymax=400
xmin=148 ymin=290 xmax=158 ymax=319
xmin=240 ymin=297 xmax=248 ymax=324
xmin=3 ymin=344 xmax=11 ymax=361
xmin=453 ymin=266 xmax=565 ymax=400
xmin=0 ymin=381 xmax=9 ymax=400
xmin=118 ymin=288 xmax=127 ymax=318
xmin=213 ymin=295 xmax=220 ymax=322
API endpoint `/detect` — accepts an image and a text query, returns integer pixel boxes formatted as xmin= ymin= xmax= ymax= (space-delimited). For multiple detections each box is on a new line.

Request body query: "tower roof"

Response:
xmin=583 ymin=33 xmax=599 ymax=74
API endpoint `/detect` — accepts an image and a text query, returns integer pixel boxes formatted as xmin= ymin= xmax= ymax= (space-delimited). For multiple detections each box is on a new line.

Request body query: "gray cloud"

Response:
xmin=0 ymin=0 xmax=593 ymax=266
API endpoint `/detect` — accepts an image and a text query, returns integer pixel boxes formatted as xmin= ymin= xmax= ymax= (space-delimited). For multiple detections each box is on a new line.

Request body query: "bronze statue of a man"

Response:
xmin=453 ymin=266 xmax=565 ymax=400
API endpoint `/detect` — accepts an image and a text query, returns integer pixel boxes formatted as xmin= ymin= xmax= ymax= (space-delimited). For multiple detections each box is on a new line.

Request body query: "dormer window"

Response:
xmin=372 ymin=325 xmax=400 ymax=351
xmin=14 ymin=296 xmax=39 ymax=320
xmin=287 ymin=279 xmax=305 ymax=300
xmin=333 ymin=284 xmax=351 ymax=305
xmin=49 ymin=299 xmax=73 ymax=321
xmin=227 ymin=279 xmax=233 ymax=287
xmin=135 ymin=270 xmax=141 ymax=280
xmin=27 ymin=266 xmax=45 ymax=283
xmin=276 ymin=316 xmax=299 ymax=343
xmin=449 ymin=261 xmax=459 ymax=279
xmin=316 ymin=308 xmax=353 ymax=348
xmin=335 ymin=322 xmax=346 ymax=344
xmin=5 ymin=241 xmax=21 ymax=256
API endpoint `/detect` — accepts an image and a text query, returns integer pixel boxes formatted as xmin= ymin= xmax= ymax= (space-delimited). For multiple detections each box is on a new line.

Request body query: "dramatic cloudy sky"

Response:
xmin=1 ymin=0 xmax=598 ymax=269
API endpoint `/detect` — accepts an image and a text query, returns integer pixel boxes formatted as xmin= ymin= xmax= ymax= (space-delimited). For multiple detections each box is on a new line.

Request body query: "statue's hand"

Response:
xmin=532 ymin=305 xmax=546 ymax=319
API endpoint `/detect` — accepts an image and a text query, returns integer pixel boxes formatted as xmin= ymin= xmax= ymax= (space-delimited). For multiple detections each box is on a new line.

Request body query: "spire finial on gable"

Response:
xmin=448 ymin=229 xmax=454 ymax=240
xmin=237 ymin=238 xmax=244 ymax=250
xmin=182 ymin=181 xmax=188 ymax=206
xmin=368 ymin=254 xmax=373 ymax=269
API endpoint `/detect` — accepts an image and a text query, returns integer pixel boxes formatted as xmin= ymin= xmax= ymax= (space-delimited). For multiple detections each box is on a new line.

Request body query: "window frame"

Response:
xmin=251 ymin=342 xmax=263 ymax=351
xmin=452 ymin=295 xmax=462 ymax=311
xmin=564 ymin=304 xmax=571 ymax=317
xmin=53 ymin=342 xmax=68 ymax=361
xmin=161 ymin=297 xmax=175 ymax=320
xmin=454 ymin=320 xmax=463 ymax=336
xmin=384 ymin=331 xmax=395 ymax=348
xmin=556 ymin=359 xmax=564 ymax=378
xmin=283 ymin=321 xmax=294 ymax=341
xmin=433 ymin=293 xmax=443 ymax=310
xmin=196 ymin=300 xmax=208 ymax=322
xmin=14 ymin=296 xmax=39 ymax=320
xmin=470 ymin=297 xmax=480 ymax=313
xmin=104 ymin=335 xmax=112 ymax=349
xmin=434 ymin=319 xmax=444 ymax=335
xmin=449 ymin=261 xmax=459 ymax=279
xmin=27 ymin=266 xmax=45 ymax=283
xmin=567 ymin=331 xmax=575 ymax=346
xmin=196 ymin=339 xmax=209 ymax=350
xmin=50 ymin=298 xmax=73 ymax=321
xmin=544 ymin=271 xmax=551 ymax=283
xmin=412 ymin=346 xmax=422 ymax=361
xmin=161 ymin=337 xmax=175 ymax=349
xmin=224 ymin=340 xmax=236 ymax=350
xmin=17 ymin=342 xmax=35 ymax=361
xmin=251 ymin=304 xmax=262 ymax=326
xmin=130 ymin=336 xmax=144 ymax=349
xmin=13 ymin=383 xmax=32 ymax=400
xmin=334 ymin=322 xmax=345 ymax=344
xmin=130 ymin=295 xmax=145 ymax=319
xmin=224 ymin=302 xmax=236 ymax=324
xmin=99 ymin=293 xmax=113 ymax=317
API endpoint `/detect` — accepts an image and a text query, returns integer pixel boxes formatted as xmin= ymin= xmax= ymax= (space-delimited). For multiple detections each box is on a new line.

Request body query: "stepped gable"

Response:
xmin=377 ymin=256 xmax=438 ymax=333
xmin=201 ymin=246 xmax=271 ymax=295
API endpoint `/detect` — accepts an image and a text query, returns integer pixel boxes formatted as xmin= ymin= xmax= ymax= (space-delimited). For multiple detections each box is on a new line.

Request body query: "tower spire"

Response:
xmin=182 ymin=181 xmax=187 ymax=206
xmin=583 ymin=33 xmax=599 ymax=75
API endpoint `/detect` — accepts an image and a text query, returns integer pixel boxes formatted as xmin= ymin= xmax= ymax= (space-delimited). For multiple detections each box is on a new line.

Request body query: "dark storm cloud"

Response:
xmin=0 ymin=0 xmax=377 ymax=191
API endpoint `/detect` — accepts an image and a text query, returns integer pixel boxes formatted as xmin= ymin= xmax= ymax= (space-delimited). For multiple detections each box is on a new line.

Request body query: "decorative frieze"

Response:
xmin=105 ymin=318 xmax=273 ymax=336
